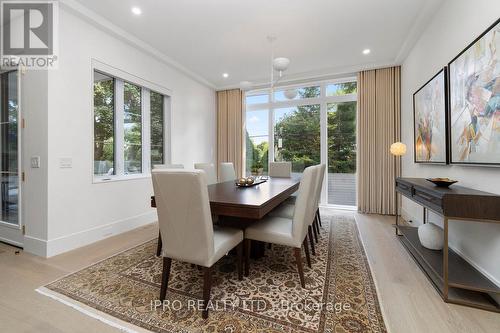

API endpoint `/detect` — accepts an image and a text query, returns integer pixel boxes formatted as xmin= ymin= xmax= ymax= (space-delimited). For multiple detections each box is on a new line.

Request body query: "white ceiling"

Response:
xmin=70 ymin=0 xmax=443 ymax=89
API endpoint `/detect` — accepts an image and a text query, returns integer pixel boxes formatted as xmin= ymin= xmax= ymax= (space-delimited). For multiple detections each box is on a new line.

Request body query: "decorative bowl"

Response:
xmin=426 ymin=178 xmax=458 ymax=187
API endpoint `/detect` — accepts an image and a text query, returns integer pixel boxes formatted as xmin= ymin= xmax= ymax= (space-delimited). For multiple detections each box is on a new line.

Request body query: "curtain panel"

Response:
xmin=217 ymin=89 xmax=243 ymax=178
xmin=357 ymin=66 xmax=401 ymax=215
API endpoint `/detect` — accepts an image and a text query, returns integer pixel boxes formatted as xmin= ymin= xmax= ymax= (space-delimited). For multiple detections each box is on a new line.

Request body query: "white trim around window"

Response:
xmin=91 ymin=59 xmax=172 ymax=183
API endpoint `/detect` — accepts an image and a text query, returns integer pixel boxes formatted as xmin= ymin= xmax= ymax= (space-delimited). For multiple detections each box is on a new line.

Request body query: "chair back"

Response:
xmin=194 ymin=163 xmax=217 ymax=185
xmin=269 ymin=162 xmax=292 ymax=178
xmin=152 ymin=169 xmax=214 ymax=264
xmin=291 ymin=165 xmax=320 ymax=243
xmin=153 ymin=164 xmax=184 ymax=169
xmin=314 ymin=164 xmax=326 ymax=208
xmin=219 ymin=162 xmax=236 ymax=182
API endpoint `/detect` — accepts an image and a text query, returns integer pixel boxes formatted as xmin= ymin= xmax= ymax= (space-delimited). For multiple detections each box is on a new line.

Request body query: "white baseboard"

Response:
xmin=24 ymin=235 xmax=48 ymax=256
xmin=24 ymin=211 xmax=157 ymax=258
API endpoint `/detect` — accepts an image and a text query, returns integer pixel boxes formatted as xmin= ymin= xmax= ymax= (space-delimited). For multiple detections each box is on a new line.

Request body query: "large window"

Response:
xmin=244 ymin=79 xmax=357 ymax=207
xmin=93 ymin=70 xmax=168 ymax=180
xmin=93 ymin=72 xmax=115 ymax=176
xmin=150 ymin=91 xmax=164 ymax=166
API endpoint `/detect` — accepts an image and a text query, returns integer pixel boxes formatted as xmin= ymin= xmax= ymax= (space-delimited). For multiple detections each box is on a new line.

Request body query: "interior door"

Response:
xmin=0 ymin=70 xmax=22 ymax=247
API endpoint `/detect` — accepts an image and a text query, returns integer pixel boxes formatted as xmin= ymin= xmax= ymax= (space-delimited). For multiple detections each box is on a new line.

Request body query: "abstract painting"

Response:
xmin=449 ymin=18 xmax=500 ymax=165
xmin=413 ymin=68 xmax=448 ymax=163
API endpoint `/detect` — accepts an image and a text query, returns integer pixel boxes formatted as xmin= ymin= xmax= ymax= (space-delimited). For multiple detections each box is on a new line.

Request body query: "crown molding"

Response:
xmin=59 ymin=0 xmax=217 ymax=89
xmin=395 ymin=0 xmax=444 ymax=64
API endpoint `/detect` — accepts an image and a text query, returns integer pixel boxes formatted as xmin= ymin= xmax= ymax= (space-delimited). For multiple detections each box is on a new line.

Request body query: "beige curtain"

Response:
xmin=357 ymin=66 xmax=401 ymax=215
xmin=217 ymin=89 xmax=243 ymax=178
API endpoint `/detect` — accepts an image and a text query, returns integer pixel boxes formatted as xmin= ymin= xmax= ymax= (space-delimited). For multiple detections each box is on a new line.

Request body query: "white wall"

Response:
xmin=24 ymin=7 xmax=216 ymax=257
xmin=401 ymin=0 xmax=500 ymax=292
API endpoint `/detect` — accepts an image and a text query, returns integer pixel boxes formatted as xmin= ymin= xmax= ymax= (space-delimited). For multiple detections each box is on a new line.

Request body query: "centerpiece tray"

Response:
xmin=235 ymin=178 xmax=267 ymax=187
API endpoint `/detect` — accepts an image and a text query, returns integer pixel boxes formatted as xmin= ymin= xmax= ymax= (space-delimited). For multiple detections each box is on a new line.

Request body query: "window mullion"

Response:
xmin=115 ymin=79 xmax=125 ymax=176
xmin=142 ymin=88 xmax=151 ymax=173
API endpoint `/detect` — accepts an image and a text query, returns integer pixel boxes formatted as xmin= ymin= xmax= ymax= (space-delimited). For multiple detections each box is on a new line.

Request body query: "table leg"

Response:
xmin=395 ymin=192 xmax=400 ymax=235
xmin=443 ymin=217 xmax=449 ymax=300
xmin=423 ymin=207 xmax=427 ymax=224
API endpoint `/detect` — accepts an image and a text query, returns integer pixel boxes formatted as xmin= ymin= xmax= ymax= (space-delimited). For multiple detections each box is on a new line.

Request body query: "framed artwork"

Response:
xmin=413 ymin=68 xmax=448 ymax=164
xmin=448 ymin=18 xmax=500 ymax=166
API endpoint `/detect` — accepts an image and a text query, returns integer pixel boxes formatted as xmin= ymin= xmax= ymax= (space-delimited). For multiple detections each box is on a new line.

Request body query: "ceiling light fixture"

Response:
xmin=363 ymin=48 xmax=371 ymax=55
xmin=239 ymin=36 xmax=290 ymax=92
xmin=222 ymin=73 xmax=229 ymax=78
xmin=131 ymin=7 xmax=142 ymax=15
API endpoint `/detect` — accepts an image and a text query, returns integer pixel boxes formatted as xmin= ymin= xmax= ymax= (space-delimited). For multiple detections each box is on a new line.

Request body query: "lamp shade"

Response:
xmin=390 ymin=142 xmax=407 ymax=156
xmin=273 ymin=57 xmax=290 ymax=72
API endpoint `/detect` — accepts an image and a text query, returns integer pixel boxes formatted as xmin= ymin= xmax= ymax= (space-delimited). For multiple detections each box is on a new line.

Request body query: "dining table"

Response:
xmin=151 ymin=176 xmax=301 ymax=257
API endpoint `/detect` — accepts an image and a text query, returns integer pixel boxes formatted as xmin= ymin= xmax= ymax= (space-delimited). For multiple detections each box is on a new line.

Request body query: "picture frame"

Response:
xmin=448 ymin=18 xmax=500 ymax=166
xmin=413 ymin=67 xmax=448 ymax=164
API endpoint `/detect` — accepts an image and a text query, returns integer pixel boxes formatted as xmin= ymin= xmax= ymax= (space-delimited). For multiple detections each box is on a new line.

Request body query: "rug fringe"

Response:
xmin=35 ymin=287 xmax=145 ymax=333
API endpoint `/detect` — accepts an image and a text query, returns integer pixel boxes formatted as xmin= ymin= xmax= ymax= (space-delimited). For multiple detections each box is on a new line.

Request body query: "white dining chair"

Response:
xmin=244 ymin=165 xmax=319 ymax=288
xmin=268 ymin=164 xmax=325 ymax=255
xmin=194 ymin=163 xmax=218 ymax=185
xmin=152 ymin=169 xmax=244 ymax=319
xmin=269 ymin=162 xmax=292 ymax=178
xmin=153 ymin=164 xmax=184 ymax=169
xmin=219 ymin=162 xmax=236 ymax=182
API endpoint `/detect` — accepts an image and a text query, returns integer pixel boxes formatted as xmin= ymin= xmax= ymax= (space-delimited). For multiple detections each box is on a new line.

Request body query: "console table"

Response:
xmin=395 ymin=177 xmax=500 ymax=312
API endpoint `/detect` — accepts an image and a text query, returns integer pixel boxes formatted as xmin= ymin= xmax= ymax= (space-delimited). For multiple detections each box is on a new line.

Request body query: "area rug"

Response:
xmin=38 ymin=215 xmax=386 ymax=333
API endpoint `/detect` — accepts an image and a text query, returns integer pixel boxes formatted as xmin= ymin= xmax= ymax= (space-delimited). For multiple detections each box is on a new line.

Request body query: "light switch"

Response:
xmin=59 ymin=158 xmax=72 ymax=169
xmin=31 ymin=156 xmax=40 ymax=168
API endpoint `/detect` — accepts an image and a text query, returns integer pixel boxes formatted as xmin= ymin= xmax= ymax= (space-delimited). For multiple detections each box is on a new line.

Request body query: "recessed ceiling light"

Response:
xmin=362 ymin=49 xmax=371 ymax=55
xmin=131 ymin=7 xmax=142 ymax=15
xmin=222 ymin=73 xmax=229 ymax=78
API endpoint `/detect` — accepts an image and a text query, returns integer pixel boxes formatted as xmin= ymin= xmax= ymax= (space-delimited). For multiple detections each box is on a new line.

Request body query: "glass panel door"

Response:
xmin=327 ymin=101 xmax=357 ymax=206
xmin=274 ymin=104 xmax=321 ymax=175
xmin=0 ymin=71 xmax=19 ymax=225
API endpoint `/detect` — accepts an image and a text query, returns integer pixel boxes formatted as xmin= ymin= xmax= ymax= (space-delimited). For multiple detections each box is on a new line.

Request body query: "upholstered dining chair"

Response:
xmin=219 ymin=162 xmax=236 ymax=182
xmin=154 ymin=164 xmax=185 ymax=256
xmin=153 ymin=164 xmax=184 ymax=169
xmin=244 ymin=165 xmax=319 ymax=288
xmin=268 ymin=164 xmax=325 ymax=256
xmin=194 ymin=163 xmax=218 ymax=185
xmin=152 ymin=169 xmax=244 ymax=319
xmin=269 ymin=161 xmax=292 ymax=178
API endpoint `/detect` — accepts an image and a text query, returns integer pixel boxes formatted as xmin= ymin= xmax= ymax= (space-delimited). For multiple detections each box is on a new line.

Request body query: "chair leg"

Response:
xmin=159 ymin=257 xmax=171 ymax=302
xmin=313 ymin=218 xmax=319 ymax=243
xmin=237 ymin=241 xmax=243 ymax=281
xmin=156 ymin=231 xmax=162 ymax=257
xmin=202 ymin=267 xmax=212 ymax=319
xmin=308 ymin=226 xmax=316 ymax=256
xmin=317 ymin=209 xmax=322 ymax=227
xmin=303 ymin=237 xmax=311 ymax=268
xmin=293 ymin=248 xmax=305 ymax=288
xmin=244 ymin=239 xmax=251 ymax=277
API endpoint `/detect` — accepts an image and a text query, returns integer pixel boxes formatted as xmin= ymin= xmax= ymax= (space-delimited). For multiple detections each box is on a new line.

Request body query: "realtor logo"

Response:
xmin=1 ymin=0 xmax=58 ymax=69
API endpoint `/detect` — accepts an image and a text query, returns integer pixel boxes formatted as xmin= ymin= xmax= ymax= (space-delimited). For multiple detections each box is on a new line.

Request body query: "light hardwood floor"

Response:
xmin=0 ymin=210 xmax=498 ymax=332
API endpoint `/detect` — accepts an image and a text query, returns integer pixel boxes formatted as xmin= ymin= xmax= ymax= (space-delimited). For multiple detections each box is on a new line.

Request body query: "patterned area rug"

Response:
xmin=41 ymin=215 xmax=386 ymax=332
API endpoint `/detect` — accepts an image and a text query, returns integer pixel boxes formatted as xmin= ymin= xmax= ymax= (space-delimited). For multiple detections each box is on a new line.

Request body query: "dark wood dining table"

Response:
xmin=151 ymin=176 xmax=301 ymax=257
xmin=151 ymin=176 xmax=300 ymax=218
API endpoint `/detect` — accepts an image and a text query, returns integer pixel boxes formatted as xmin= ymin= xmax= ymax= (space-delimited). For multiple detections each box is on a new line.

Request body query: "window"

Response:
xmin=93 ymin=72 xmax=115 ymax=176
xmin=150 ymin=91 xmax=164 ymax=166
xmin=245 ymin=109 xmax=269 ymax=175
xmin=274 ymin=104 xmax=320 ymax=172
xmin=93 ymin=70 xmax=168 ymax=180
xmin=244 ymin=79 xmax=357 ymax=207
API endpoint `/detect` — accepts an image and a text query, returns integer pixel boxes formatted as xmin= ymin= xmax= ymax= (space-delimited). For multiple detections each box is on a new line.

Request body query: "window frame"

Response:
xmin=91 ymin=60 xmax=172 ymax=183
xmin=244 ymin=77 xmax=357 ymax=205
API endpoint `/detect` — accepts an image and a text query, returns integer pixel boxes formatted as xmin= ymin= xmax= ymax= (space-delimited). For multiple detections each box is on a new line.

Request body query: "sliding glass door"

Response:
xmin=244 ymin=79 xmax=357 ymax=208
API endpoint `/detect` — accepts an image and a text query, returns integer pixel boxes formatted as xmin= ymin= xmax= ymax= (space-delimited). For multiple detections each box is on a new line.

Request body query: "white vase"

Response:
xmin=418 ymin=223 xmax=444 ymax=250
